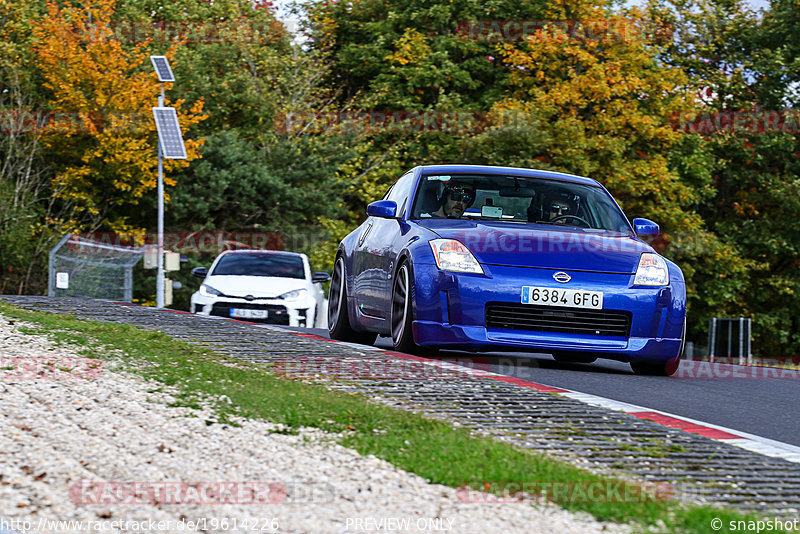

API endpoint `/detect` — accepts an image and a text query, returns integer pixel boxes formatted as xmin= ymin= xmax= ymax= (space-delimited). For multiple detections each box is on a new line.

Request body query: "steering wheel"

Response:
xmin=550 ymin=214 xmax=591 ymax=227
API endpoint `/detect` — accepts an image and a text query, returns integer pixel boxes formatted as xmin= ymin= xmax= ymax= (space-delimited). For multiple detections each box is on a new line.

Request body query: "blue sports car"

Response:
xmin=327 ymin=165 xmax=686 ymax=375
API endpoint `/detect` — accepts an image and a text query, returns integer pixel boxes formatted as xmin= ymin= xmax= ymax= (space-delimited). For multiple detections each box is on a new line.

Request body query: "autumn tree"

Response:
xmin=31 ymin=0 xmax=206 ymax=236
xmin=649 ymin=0 xmax=800 ymax=356
xmin=299 ymin=0 xmax=562 ymax=214
xmin=463 ymin=3 xmax=752 ymax=343
xmin=0 ymin=0 xmax=58 ymax=293
xmin=102 ymin=0 xmax=366 ymax=306
xmin=119 ymin=0 xmax=355 ymax=241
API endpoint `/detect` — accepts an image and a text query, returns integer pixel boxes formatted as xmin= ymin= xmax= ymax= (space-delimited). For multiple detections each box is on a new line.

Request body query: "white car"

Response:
xmin=190 ymin=250 xmax=329 ymax=328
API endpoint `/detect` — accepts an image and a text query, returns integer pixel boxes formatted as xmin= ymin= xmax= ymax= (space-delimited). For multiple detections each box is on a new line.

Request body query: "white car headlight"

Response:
xmin=634 ymin=253 xmax=669 ymax=286
xmin=279 ymin=288 xmax=308 ymax=301
xmin=199 ymin=284 xmax=222 ymax=297
xmin=429 ymin=239 xmax=484 ymax=274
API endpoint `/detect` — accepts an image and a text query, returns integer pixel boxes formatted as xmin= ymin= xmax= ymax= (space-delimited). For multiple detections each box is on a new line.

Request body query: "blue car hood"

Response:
xmin=417 ymin=219 xmax=648 ymax=274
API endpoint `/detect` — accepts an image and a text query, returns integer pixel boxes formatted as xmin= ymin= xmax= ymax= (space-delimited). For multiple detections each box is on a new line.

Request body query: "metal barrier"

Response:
xmin=708 ymin=317 xmax=752 ymax=365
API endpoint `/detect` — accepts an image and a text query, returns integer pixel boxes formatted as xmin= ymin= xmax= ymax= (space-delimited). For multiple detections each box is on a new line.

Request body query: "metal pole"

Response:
xmin=739 ymin=317 xmax=745 ymax=366
xmin=48 ymin=234 xmax=72 ymax=297
xmin=746 ymin=319 xmax=753 ymax=366
xmin=708 ymin=318 xmax=717 ymax=362
xmin=156 ymin=84 xmax=165 ymax=308
xmin=124 ymin=266 xmax=133 ymax=303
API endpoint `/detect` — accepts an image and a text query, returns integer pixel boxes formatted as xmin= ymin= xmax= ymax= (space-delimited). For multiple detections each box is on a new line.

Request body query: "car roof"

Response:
xmin=220 ymin=249 xmax=306 ymax=258
xmin=415 ymin=165 xmax=601 ymax=187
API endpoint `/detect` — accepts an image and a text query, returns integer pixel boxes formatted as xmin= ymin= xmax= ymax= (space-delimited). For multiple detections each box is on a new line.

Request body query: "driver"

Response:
xmin=546 ymin=192 xmax=577 ymax=224
xmin=430 ymin=184 xmax=475 ymax=218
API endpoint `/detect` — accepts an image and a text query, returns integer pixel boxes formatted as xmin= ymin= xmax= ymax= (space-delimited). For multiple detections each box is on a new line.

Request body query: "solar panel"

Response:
xmin=152 ymin=107 xmax=187 ymax=159
xmin=150 ymin=56 xmax=175 ymax=82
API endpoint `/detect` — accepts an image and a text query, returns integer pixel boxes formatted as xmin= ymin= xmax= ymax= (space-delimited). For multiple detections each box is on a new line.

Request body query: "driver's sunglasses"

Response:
xmin=551 ymin=204 xmax=570 ymax=214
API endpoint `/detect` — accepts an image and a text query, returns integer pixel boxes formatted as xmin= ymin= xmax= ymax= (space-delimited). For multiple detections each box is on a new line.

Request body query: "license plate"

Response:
xmin=521 ymin=286 xmax=603 ymax=309
xmin=230 ymin=308 xmax=268 ymax=319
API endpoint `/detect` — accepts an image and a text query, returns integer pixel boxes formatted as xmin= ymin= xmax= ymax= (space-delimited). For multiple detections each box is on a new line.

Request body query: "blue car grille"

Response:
xmin=485 ymin=303 xmax=631 ymax=337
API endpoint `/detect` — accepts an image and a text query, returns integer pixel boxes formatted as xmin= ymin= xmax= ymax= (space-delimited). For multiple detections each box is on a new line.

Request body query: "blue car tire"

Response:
xmin=630 ymin=320 xmax=685 ymax=376
xmin=328 ymin=256 xmax=378 ymax=345
xmin=391 ymin=262 xmax=437 ymax=356
xmin=391 ymin=262 xmax=415 ymax=352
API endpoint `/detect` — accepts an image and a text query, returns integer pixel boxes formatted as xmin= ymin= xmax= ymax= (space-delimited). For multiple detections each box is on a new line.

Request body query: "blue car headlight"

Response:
xmin=429 ymin=239 xmax=484 ymax=274
xmin=199 ymin=284 xmax=222 ymax=297
xmin=279 ymin=288 xmax=308 ymax=301
xmin=634 ymin=253 xmax=669 ymax=286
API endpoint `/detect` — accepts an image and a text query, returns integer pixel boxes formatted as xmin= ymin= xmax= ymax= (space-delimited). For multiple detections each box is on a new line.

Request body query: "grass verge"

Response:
xmin=0 ymin=301 xmax=785 ymax=534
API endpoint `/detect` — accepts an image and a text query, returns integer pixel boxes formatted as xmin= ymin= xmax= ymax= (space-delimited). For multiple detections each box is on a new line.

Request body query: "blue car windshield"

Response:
xmin=211 ymin=253 xmax=305 ymax=278
xmin=411 ymin=174 xmax=632 ymax=232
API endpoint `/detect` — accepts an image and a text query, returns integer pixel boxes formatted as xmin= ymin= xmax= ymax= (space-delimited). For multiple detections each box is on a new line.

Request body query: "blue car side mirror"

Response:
xmin=632 ymin=218 xmax=660 ymax=236
xmin=366 ymin=200 xmax=397 ymax=218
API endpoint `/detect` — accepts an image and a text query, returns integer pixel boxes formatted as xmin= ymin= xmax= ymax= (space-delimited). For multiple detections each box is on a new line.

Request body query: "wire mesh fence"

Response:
xmin=48 ymin=234 xmax=144 ymax=302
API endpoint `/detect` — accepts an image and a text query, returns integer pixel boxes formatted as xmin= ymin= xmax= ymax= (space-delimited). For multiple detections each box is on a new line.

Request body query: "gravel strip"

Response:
xmin=0 ymin=315 xmax=631 ymax=533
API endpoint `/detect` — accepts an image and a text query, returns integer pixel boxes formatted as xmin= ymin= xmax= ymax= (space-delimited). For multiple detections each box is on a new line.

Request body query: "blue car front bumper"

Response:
xmin=410 ymin=262 xmax=685 ymax=363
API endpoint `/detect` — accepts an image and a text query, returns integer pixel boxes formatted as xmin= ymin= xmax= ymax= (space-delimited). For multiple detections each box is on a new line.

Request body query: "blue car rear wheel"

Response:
xmin=328 ymin=256 xmax=377 ymax=345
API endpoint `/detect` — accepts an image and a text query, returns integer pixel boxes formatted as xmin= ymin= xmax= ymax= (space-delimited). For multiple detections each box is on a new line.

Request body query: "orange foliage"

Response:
xmin=489 ymin=2 xmax=697 ymax=233
xmin=32 ymin=0 xmax=206 ymax=234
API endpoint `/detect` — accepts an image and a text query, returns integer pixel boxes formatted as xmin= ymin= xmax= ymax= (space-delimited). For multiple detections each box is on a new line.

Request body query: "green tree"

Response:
xmin=307 ymin=0 xmax=551 ymax=109
xmin=649 ymin=0 xmax=800 ymax=356
xmin=300 ymin=0 xmax=560 ymax=209
xmin=117 ymin=0 xmax=359 ymax=247
xmin=116 ymin=0 xmax=292 ymax=140
xmin=460 ymin=2 xmax=751 ymax=347
xmin=167 ymin=130 xmax=350 ymax=232
xmin=0 ymin=65 xmax=49 ymax=294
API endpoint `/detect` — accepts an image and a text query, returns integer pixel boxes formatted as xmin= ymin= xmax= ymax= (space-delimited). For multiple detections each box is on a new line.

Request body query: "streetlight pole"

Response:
xmin=150 ymin=55 xmax=185 ymax=308
xmin=156 ymin=83 xmax=165 ymax=308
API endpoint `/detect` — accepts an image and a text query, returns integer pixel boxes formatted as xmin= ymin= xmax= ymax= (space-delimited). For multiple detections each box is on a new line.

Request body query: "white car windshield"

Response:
xmin=211 ymin=253 xmax=305 ymax=279
xmin=411 ymin=173 xmax=632 ymax=232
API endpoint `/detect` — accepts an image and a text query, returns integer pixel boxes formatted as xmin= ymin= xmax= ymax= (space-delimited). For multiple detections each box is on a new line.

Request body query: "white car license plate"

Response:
xmin=230 ymin=308 xmax=268 ymax=319
xmin=521 ymin=286 xmax=603 ymax=309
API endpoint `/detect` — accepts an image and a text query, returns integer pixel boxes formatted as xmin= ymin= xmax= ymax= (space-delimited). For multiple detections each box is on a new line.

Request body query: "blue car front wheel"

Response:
xmin=391 ymin=262 xmax=438 ymax=357
xmin=391 ymin=263 xmax=415 ymax=352
xmin=630 ymin=319 xmax=685 ymax=376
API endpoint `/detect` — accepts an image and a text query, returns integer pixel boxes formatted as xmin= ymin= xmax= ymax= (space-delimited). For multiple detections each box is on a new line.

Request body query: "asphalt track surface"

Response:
xmin=286 ymin=327 xmax=800 ymax=447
